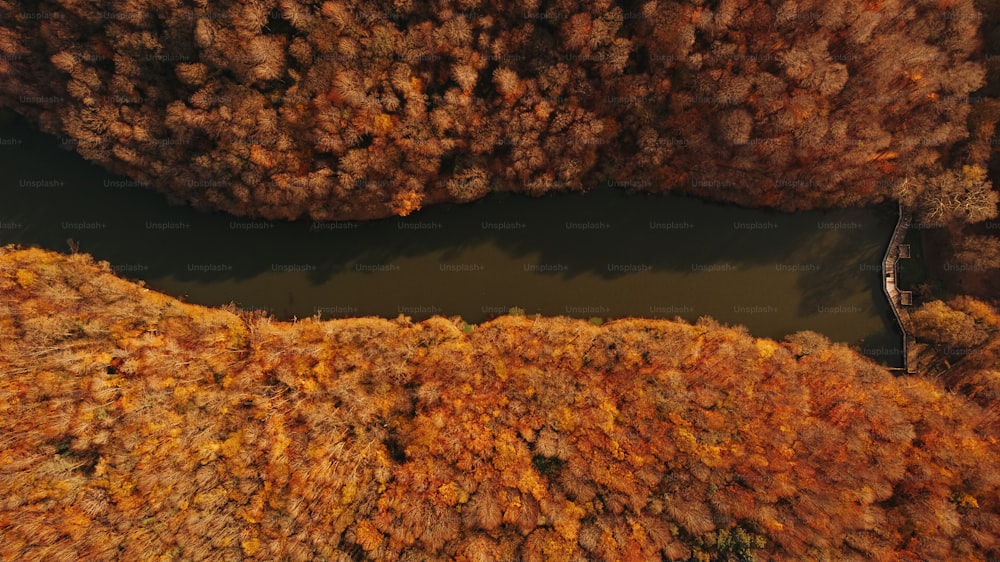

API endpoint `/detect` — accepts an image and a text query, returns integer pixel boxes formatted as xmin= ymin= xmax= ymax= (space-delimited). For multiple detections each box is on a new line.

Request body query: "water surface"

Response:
xmin=0 ymin=113 xmax=903 ymax=366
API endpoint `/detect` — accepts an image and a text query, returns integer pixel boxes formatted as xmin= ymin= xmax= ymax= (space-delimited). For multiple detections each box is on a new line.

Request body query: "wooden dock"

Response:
xmin=882 ymin=203 xmax=918 ymax=374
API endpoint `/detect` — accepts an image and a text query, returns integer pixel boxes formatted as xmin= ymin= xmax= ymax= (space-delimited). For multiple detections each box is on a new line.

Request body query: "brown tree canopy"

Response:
xmin=911 ymin=298 xmax=992 ymax=350
xmin=0 ymin=0 xmax=990 ymax=219
xmin=617 ymin=0 xmax=989 ymax=209
xmin=2 ymin=245 xmax=1000 ymax=560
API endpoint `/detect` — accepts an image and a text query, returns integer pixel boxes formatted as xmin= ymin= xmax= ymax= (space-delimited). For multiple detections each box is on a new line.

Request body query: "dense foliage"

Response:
xmin=0 ymin=0 xmax=992 ymax=219
xmin=2 ymin=246 xmax=999 ymax=560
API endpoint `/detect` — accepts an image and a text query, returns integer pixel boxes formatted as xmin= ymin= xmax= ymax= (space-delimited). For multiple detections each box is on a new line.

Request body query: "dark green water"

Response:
xmin=0 ymin=113 xmax=903 ymax=366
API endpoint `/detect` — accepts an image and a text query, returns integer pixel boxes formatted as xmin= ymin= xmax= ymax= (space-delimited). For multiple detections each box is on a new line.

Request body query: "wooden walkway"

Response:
xmin=882 ymin=203 xmax=918 ymax=373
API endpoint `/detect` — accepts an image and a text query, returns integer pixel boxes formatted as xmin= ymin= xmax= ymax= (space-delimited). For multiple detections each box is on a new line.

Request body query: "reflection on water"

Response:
xmin=0 ymin=113 xmax=903 ymax=366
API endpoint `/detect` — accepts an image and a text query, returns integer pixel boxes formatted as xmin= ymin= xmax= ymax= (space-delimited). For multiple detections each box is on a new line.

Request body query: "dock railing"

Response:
xmin=882 ymin=202 xmax=916 ymax=373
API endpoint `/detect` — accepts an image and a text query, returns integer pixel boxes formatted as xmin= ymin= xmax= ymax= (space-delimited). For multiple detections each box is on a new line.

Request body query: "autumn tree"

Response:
xmin=615 ymin=0 xmax=986 ymax=210
xmin=910 ymin=299 xmax=992 ymax=350
xmin=915 ymin=165 xmax=999 ymax=225
xmin=1 ymin=0 xmax=986 ymax=219
xmin=3 ymin=246 xmax=1000 ymax=561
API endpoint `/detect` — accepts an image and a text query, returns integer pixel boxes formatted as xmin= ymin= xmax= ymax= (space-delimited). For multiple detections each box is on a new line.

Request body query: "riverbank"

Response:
xmin=2 ymin=245 xmax=999 ymax=560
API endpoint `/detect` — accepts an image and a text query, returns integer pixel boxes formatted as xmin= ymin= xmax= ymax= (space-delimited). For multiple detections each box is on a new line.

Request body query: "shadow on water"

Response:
xmin=0 ymin=113 xmax=902 ymax=366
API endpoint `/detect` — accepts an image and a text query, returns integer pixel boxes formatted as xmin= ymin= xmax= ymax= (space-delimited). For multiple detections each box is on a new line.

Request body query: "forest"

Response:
xmin=0 ymin=0 xmax=996 ymax=221
xmin=1 ymin=246 xmax=999 ymax=560
xmin=2 ymin=0 xmax=1000 ymax=560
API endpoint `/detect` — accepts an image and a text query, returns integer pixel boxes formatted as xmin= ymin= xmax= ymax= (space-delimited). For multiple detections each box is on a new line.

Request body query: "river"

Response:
xmin=0 ymin=111 xmax=903 ymax=367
